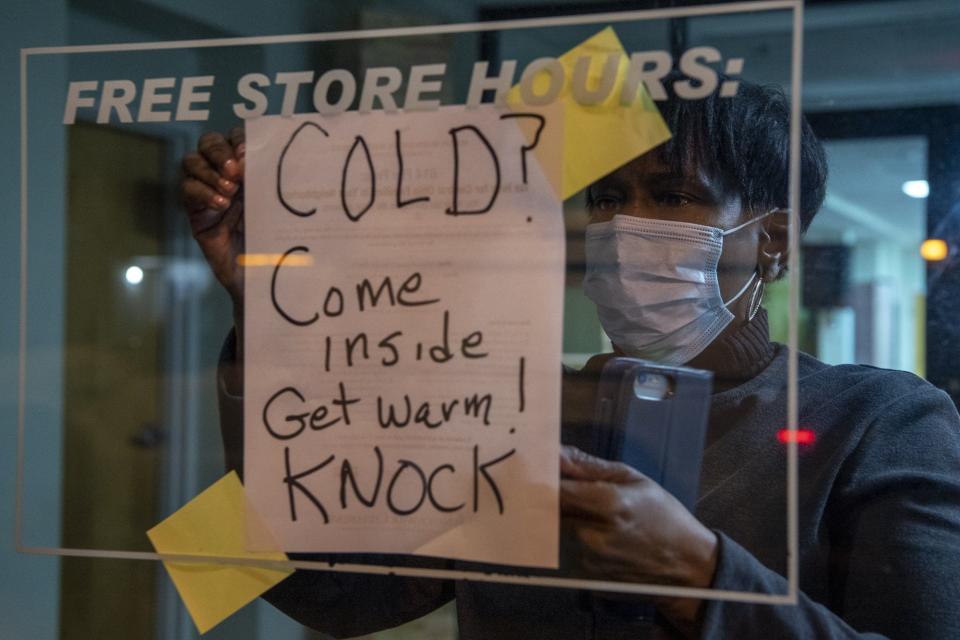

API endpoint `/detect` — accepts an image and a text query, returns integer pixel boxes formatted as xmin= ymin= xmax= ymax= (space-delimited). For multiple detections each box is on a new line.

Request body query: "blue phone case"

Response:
xmin=592 ymin=358 xmax=713 ymax=509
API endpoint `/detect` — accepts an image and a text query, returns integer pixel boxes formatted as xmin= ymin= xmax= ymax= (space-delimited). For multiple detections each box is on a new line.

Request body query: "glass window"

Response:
xmin=6 ymin=2 xmax=960 ymax=639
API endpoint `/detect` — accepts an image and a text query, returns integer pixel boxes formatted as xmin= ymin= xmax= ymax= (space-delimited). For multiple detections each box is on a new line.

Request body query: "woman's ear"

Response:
xmin=757 ymin=209 xmax=791 ymax=281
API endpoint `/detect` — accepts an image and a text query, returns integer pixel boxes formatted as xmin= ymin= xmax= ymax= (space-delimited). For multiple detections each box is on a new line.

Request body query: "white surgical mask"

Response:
xmin=583 ymin=211 xmax=773 ymax=365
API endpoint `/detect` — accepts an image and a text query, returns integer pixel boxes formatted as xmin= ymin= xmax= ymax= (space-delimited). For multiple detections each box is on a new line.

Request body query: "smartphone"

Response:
xmin=591 ymin=357 xmax=713 ymax=509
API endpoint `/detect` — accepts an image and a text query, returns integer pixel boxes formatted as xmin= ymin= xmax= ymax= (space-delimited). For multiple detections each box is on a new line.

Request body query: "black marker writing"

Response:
xmin=356 ymin=272 xmax=440 ymax=311
xmin=423 ymin=310 xmax=486 ymax=364
xmin=395 ymin=129 xmax=430 ymax=209
xmin=518 ymin=356 xmax=526 ymax=413
xmin=263 ymin=382 xmax=360 ymax=441
xmin=474 ymin=445 xmax=515 ymax=514
xmin=386 ymin=460 xmax=429 ymax=515
xmin=428 ymin=464 xmax=464 ymax=512
xmin=281 ymin=445 xmax=515 ymax=522
xmin=340 ymin=446 xmax=384 ymax=509
xmin=499 ymin=113 xmax=545 ymax=184
xmin=341 ymin=135 xmax=376 ymax=221
xmin=345 ymin=333 xmax=368 ymax=367
xmin=445 ymin=125 xmax=500 ymax=216
xmin=271 ymin=246 xmax=319 ymax=326
xmin=378 ymin=330 xmax=402 ymax=366
xmin=284 ymin=447 xmax=335 ymax=522
xmin=277 ymin=121 xmax=328 ymax=217
xmin=271 ymin=268 xmax=440 ymax=327
xmin=376 ymin=391 xmax=493 ymax=428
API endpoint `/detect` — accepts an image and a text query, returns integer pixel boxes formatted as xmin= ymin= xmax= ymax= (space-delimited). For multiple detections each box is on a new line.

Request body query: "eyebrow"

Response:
xmin=637 ymin=170 xmax=726 ymax=201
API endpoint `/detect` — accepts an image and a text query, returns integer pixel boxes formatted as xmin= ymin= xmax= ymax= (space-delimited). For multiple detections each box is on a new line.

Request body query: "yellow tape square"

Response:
xmin=508 ymin=26 xmax=672 ymax=199
xmin=147 ymin=472 xmax=293 ymax=634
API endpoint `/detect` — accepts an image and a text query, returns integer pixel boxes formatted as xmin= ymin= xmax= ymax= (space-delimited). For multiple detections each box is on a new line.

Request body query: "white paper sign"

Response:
xmin=243 ymin=105 xmax=564 ymax=568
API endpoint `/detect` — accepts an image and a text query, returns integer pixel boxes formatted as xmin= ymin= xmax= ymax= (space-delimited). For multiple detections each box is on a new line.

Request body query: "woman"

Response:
xmin=182 ymin=81 xmax=960 ymax=638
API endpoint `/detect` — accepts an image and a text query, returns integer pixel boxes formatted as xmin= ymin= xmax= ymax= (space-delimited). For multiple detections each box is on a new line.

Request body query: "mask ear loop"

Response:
xmin=720 ymin=208 xmax=778 ymax=237
xmin=722 ymin=208 xmax=784 ymax=321
xmin=724 ymin=268 xmax=759 ymax=307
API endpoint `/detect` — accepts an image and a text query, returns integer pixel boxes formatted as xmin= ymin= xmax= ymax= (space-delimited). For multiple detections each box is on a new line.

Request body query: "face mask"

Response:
xmin=583 ymin=211 xmax=772 ymax=365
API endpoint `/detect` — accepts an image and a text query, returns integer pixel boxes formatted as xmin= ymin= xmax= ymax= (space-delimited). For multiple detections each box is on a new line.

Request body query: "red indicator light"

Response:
xmin=777 ymin=429 xmax=816 ymax=445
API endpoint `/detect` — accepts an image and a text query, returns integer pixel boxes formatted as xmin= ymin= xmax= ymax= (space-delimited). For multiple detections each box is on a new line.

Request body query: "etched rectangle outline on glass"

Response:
xmin=17 ymin=0 xmax=804 ymax=605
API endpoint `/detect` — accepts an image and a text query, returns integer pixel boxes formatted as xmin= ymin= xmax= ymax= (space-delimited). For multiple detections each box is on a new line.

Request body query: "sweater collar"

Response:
xmin=707 ymin=308 xmax=777 ymax=389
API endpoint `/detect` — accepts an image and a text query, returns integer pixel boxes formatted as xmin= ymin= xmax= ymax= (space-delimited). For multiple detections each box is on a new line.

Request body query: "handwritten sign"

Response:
xmin=243 ymin=105 xmax=564 ymax=567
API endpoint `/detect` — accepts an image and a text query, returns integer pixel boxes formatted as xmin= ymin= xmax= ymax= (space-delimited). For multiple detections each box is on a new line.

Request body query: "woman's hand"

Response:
xmin=180 ymin=127 xmax=246 ymax=307
xmin=560 ymin=445 xmax=719 ymax=633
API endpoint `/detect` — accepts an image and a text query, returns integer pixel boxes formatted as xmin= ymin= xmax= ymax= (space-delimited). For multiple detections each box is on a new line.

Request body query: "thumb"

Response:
xmin=560 ymin=445 xmax=640 ymax=483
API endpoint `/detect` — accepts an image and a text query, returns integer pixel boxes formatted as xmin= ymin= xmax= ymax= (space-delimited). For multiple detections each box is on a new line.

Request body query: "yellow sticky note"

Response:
xmin=147 ymin=472 xmax=293 ymax=634
xmin=508 ymin=26 xmax=672 ymax=200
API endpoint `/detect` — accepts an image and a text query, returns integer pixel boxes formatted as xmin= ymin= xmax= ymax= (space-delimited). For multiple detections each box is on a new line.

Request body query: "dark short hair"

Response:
xmin=653 ymin=79 xmax=828 ymax=234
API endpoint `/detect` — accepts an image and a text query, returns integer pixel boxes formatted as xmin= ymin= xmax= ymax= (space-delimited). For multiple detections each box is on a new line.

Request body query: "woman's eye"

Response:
xmin=656 ymin=192 xmax=693 ymax=208
xmin=590 ymin=196 xmax=621 ymax=213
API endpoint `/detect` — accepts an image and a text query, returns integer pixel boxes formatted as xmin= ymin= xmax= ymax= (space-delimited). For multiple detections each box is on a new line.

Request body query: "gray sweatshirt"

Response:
xmin=217 ymin=317 xmax=960 ymax=639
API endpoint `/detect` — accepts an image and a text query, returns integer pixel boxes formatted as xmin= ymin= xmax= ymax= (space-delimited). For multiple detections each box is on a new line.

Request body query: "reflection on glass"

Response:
xmin=10 ymin=1 xmax=960 ymax=639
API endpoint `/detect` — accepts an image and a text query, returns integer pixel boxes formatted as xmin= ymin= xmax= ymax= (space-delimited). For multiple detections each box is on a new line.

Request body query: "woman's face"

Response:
xmin=586 ymin=152 xmax=764 ymax=310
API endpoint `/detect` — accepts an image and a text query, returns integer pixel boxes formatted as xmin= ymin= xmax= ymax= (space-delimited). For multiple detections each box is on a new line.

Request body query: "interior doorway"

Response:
xmin=59 ymin=122 xmax=168 ymax=640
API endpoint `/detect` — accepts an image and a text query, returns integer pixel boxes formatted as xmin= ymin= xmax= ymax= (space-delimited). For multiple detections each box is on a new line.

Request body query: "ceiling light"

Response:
xmin=124 ymin=265 xmax=144 ymax=285
xmin=920 ymin=239 xmax=948 ymax=262
xmin=902 ymin=180 xmax=929 ymax=199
